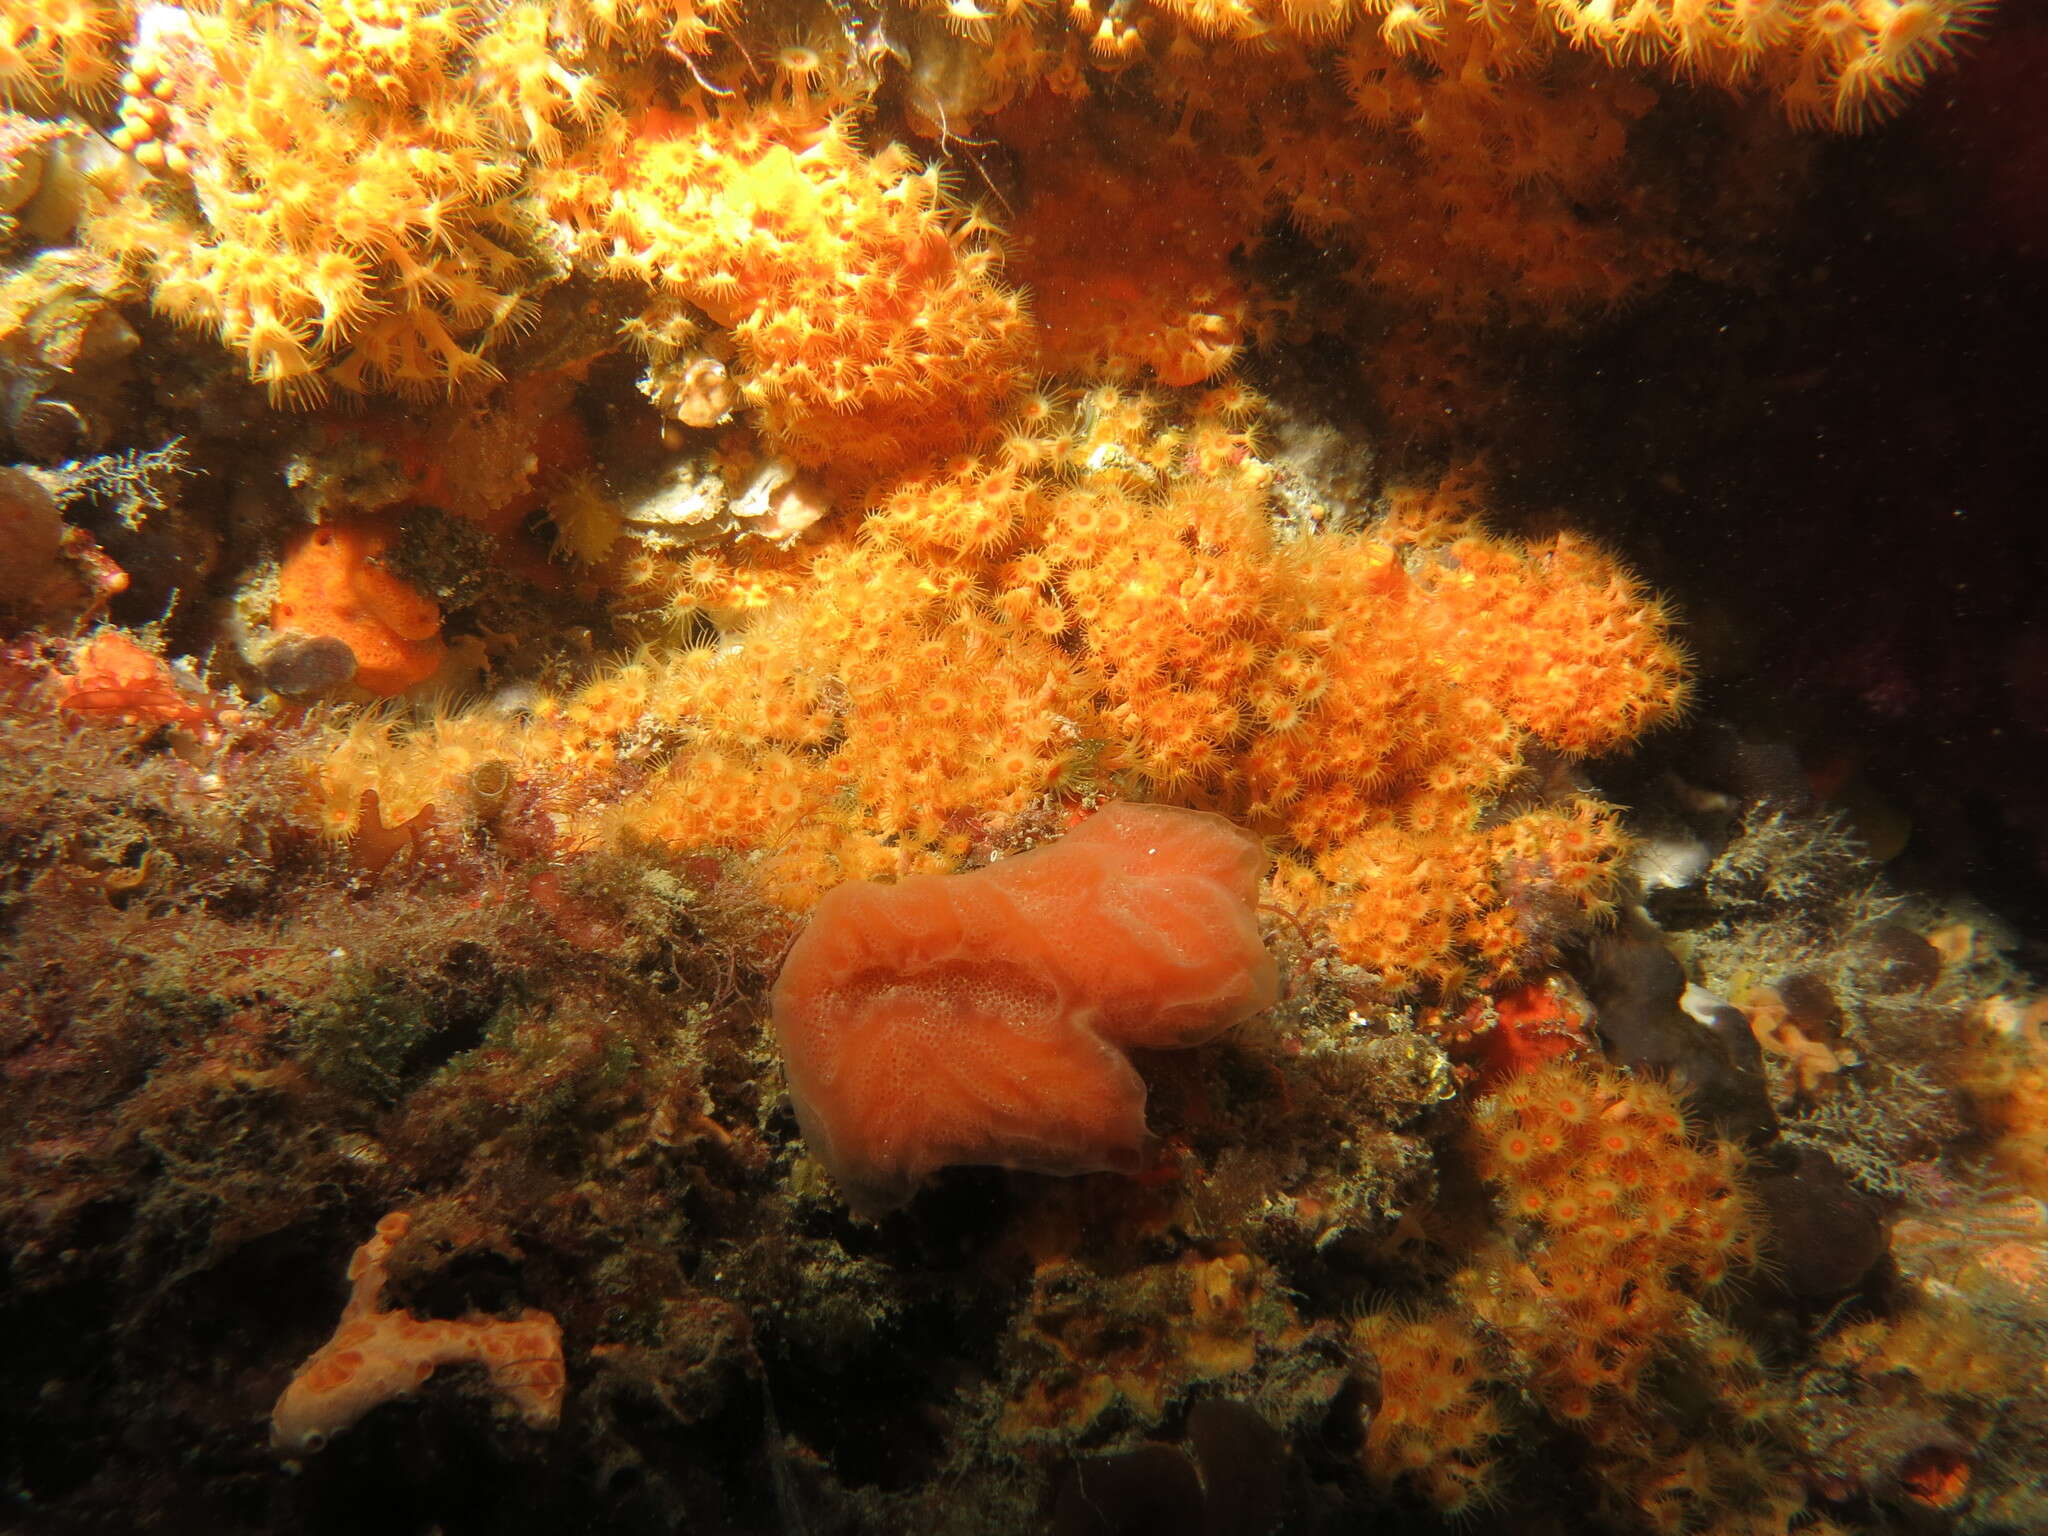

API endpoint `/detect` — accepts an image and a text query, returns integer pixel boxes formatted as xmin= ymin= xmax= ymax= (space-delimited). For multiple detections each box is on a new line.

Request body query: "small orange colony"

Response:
xmin=893 ymin=0 xmax=1986 ymax=428
xmin=308 ymin=389 xmax=1683 ymax=996
xmin=0 ymin=0 xmax=126 ymax=105
xmin=605 ymin=504 xmax=1084 ymax=905
xmin=67 ymin=0 xmax=1986 ymax=425
xmin=84 ymin=0 xmax=538 ymax=401
xmin=307 ymin=0 xmax=469 ymax=105
xmin=304 ymin=705 xmax=535 ymax=849
xmin=1454 ymin=1060 xmax=1811 ymax=1534
xmin=1306 ymin=802 xmax=1630 ymax=995
xmin=1818 ymin=1286 xmax=2007 ymax=1420
xmin=1547 ymin=0 xmax=1989 ymax=131
xmin=564 ymin=0 xmax=737 ymax=58
xmin=1000 ymin=111 xmax=1258 ymax=387
xmin=78 ymin=0 xmax=746 ymax=405
xmin=1353 ymin=1304 xmax=1507 ymax=1516
xmin=546 ymin=98 xmax=1032 ymax=485
xmin=1139 ymin=0 xmax=1988 ymax=130
xmin=1180 ymin=29 xmax=1670 ymax=329
xmin=1465 ymin=1061 xmax=1762 ymax=1387
xmin=1959 ymin=993 xmax=2048 ymax=1197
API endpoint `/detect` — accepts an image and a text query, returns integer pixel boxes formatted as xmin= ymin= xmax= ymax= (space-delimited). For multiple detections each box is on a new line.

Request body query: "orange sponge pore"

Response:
xmin=770 ymin=803 xmax=1277 ymax=1213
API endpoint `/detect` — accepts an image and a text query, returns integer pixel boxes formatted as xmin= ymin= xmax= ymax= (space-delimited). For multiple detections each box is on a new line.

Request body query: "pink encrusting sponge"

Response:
xmin=770 ymin=803 xmax=1279 ymax=1213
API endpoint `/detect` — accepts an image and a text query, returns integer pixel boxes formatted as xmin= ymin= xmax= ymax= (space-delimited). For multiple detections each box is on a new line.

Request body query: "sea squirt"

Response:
xmin=770 ymin=802 xmax=1278 ymax=1213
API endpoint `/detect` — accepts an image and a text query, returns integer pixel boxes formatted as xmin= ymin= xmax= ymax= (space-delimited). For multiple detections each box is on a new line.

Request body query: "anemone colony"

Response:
xmin=2 ymin=0 xmax=2044 ymax=1532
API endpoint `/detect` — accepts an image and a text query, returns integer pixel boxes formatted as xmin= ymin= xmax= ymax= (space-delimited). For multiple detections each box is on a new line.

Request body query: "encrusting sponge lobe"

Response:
xmin=770 ymin=803 xmax=1278 ymax=1213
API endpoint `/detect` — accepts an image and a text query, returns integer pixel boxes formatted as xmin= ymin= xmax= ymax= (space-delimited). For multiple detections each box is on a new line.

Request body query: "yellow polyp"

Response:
xmin=78 ymin=3 xmax=537 ymax=405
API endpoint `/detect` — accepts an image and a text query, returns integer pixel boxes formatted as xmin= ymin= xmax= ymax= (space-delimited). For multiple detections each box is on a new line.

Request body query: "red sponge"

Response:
xmin=771 ymin=803 xmax=1277 ymax=1212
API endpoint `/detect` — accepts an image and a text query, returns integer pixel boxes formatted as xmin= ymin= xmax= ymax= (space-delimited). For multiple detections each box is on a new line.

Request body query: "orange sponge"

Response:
xmin=272 ymin=518 xmax=444 ymax=695
xmin=770 ymin=803 xmax=1277 ymax=1213
xmin=271 ymin=1212 xmax=565 ymax=1455
xmin=56 ymin=631 xmax=221 ymax=735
